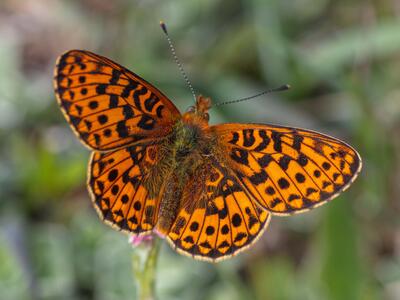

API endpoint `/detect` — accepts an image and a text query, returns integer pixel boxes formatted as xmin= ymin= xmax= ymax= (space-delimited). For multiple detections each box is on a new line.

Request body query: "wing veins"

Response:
xmin=279 ymin=138 xmax=337 ymax=186
xmin=101 ymin=166 xmax=141 ymax=198
xmin=95 ymin=136 xmax=161 ymax=151
xmin=194 ymin=205 xmax=208 ymax=255
xmin=59 ymin=93 xmax=111 ymax=104
xmin=206 ymin=192 xmax=220 ymax=251
xmin=110 ymin=174 xmax=134 ymax=229
xmin=124 ymin=161 xmax=155 ymax=231
xmin=60 ymin=82 xmax=126 ymax=90
xmin=74 ymin=106 xmax=143 ymax=122
xmin=282 ymin=132 xmax=355 ymax=166
xmin=223 ymin=193 xmax=234 ymax=253
xmin=96 ymin=156 xmax=131 ymax=176
xmin=138 ymin=189 xmax=148 ymax=229
xmin=58 ymin=59 xmax=110 ymax=68
xmin=280 ymin=138 xmax=343 ymax=181
xmin=81 ymin=115 xmax=145 ymax=136
xmin=269 ymin=154 xmax=310 ymax=203
xmin=246 ymin=151 xmax=288 ymax=208
xmin=177 ymin=207 xmax=195 ymax=244
xmin=228 ymin=185 xmax=251 ymax=234
xmin=56 ymin=71 xmax=127 ymax=78
xmin=270 ymin=154 xmax=309 ymax=197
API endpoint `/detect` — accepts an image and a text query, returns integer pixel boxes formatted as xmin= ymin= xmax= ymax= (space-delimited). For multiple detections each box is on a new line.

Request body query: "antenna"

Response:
xmin=160 ymin=21 xmax=197 ymax=102
xmin=215 ymin=84 xmax=291 ymax=106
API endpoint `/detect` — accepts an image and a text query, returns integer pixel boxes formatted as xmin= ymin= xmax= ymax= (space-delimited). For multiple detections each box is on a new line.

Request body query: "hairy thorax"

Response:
xmin=152 ymin=109 xmax=217 ymax=235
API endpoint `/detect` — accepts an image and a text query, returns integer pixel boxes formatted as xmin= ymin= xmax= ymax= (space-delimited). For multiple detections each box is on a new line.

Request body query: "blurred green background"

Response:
xmin=1 ymin=0 xmax=399 ymax=299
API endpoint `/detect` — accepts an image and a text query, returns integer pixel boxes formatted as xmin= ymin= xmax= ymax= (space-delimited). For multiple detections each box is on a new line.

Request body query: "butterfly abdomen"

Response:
xmin=156 ymin=176 xmax=183 ymax=235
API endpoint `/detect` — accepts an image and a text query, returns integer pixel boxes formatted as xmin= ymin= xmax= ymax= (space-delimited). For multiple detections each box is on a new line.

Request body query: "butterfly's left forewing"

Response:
xmin=54 ymin=50 xmax=181 ymax=150
xmin=212 ymin=123 xmax=362 ymax=215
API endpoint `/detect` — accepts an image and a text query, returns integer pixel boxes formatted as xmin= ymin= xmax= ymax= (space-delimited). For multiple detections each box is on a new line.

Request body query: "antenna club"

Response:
xmin=275 ymin=84 xmax=290 ymax=91
xmin=160 ymin=21 xmax=168 ymax=34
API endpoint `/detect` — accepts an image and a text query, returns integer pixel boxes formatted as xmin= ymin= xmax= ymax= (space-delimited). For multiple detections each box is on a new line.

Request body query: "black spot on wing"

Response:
xmin=122 ymin=81 xmax=139 ymax=98
xmin=232 ymin=213 xmax=242 ymax=227
xmin=96 ymin=84 xmax=107 ymax=94
xmin=156 ymin=105 xmax=164 ymax=119
xmin=242 ymin=129 xmax=255 ymax=147
xmin=278 ymin=178 xmax=290 ymax=189
xmin=270 ymin=198 xmax=283 ymax=208
xmin=295 ymin=173 xmax=306 ymax=183
xmin=258 ymin=154 xmax=273 ymax=168
xmin=228 ymin=132 xmax=239 ymax=145
xmin=271 ymin=131 xmax=282 ymax=152
xmin=60 ymin=99 xmax=72 ymax=111
xmin=123 ymin=105 xmax=134 ymax=119
xmin=234 ymin=232 xmax=247 ymax=242
xmin=110 ymin=69 xmax=121 ymax=84
xmin=288 ymin=194 xmax=301 ymax=202
xmin=109 ymin=95 xmax=119 ymax=108
xmin=137 ymin=115 xmax=156 ymax=130
xmin=144 ymin=95 xmax=159 ymax=112
xmin=297 ymin=153 xmax=308 ymax=166
xmin=249 ymin=170 xmax=269 ymax=185
xmin=116 ymin=121 xmax=129 ymax=138
xmin=254 ymin=130 xmax=270 ymax=152
xmin=70 ymin=116 xmax=81 ymax=127
xmin=278 ymin=155 xmax=291 ymax=171
xmin=292 ymin=135 xmax=303 ymax=151
xmin=230 ymin=148 xmax=249 ymax=165
xmin=132 ymin=86 xmax=147 ymax=109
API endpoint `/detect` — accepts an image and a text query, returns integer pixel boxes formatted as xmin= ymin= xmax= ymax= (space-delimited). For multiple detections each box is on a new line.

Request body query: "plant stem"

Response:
xmin=131 ymin=236 xmax=161 ymax=300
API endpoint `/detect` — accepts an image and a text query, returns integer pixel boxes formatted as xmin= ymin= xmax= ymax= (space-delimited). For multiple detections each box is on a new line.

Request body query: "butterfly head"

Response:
xmin=183 ymin=95 xmax=211 ymax=123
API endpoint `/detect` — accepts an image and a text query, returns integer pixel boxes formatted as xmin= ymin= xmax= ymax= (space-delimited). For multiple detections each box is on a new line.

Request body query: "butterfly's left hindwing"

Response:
xmin=213 ymin=124 xmax=362 ymax=215
xmin=89 ymin=144 xmax=161 ymax=234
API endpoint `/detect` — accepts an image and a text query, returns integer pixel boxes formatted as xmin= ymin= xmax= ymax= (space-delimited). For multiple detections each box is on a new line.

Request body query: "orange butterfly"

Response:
xmin=54 ymin=50 xmax=361 ymax=262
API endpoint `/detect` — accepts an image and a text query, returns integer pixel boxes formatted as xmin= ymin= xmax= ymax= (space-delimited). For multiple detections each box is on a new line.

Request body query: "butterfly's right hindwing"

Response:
xmin=166 ymin=158 xmax=271 ymax=262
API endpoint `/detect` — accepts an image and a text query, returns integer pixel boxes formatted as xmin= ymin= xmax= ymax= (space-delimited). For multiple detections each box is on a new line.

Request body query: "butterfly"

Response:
xmin=54 ymin=50 xmax=362 ymax=262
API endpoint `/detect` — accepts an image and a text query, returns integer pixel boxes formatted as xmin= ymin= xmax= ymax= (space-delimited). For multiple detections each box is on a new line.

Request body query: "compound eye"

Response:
xmin=186 ymin=106 xmax=195 ymax=113
xmin=204 ymin=113 xmax=210 ymax=121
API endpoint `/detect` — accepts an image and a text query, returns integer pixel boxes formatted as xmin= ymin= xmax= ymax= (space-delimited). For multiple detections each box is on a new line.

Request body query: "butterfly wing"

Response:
xmin=211 ymin=123 xmax=362 ymax=215
xmin=166 ymin=158 xmax=271 ymax=262
xmin=54 ymin=50 xmax=181 ymax=150
xmin=89 ymin=143 xmax=162 ymax=234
